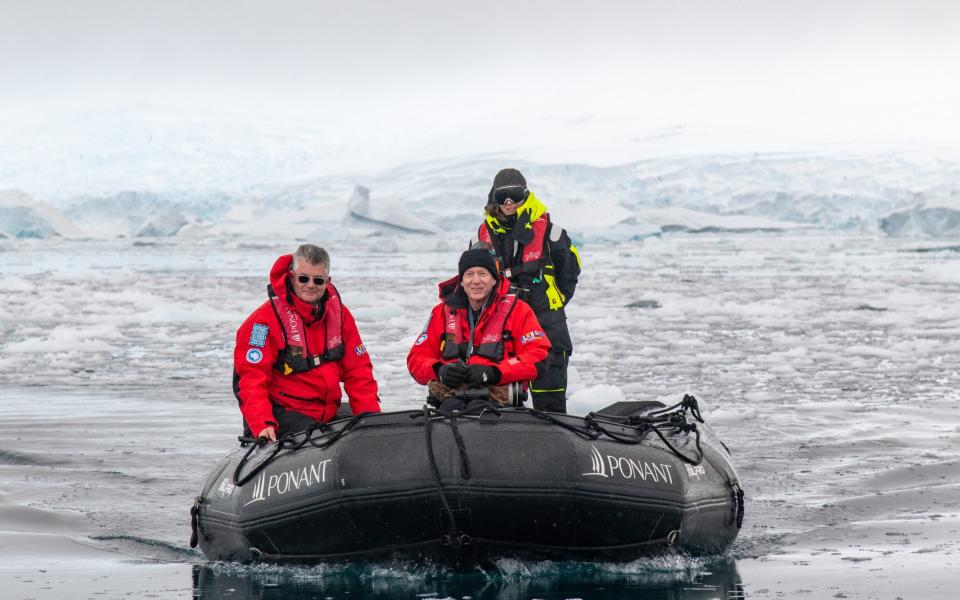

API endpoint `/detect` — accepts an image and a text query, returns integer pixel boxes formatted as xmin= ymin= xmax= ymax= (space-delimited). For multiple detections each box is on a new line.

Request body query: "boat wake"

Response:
xmin=193 ymin=554 xmax=744 ymax=599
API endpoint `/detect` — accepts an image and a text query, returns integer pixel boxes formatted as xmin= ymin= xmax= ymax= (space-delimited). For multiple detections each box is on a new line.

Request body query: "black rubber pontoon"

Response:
xmin=190 ymin=396 xmax=743 ymax=567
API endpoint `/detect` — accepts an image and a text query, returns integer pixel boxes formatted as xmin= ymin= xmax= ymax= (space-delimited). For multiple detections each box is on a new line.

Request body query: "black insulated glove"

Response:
xmin=466 ymin=364 xmax=501 ymax=387
xmin=437 ymin=362 xmax=469 ymax=387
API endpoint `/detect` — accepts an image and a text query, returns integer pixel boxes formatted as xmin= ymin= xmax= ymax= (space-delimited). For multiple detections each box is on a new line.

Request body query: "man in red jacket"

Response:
xmin=234 ymin=244 xmax=380 ymax=441
xmin=407 ymin=246 xmax=551 ymax=411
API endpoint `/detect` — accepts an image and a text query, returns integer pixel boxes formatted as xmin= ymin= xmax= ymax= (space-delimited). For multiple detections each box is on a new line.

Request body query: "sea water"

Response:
xmin=1 ymin=232 xmax=958 ymax=599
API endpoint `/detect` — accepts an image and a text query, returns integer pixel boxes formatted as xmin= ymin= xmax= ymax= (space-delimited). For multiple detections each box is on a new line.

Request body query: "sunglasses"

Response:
xmin=295 ymin=274 xmax=328 ymax=285
xmin=492 ymin=185 xmax=529 ymax=205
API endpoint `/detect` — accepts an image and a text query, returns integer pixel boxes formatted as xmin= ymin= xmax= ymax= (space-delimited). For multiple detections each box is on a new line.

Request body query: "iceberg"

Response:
xmin=134 ymin=210 xmax=191 ymax=237
xmin=343 ymin=186 xmax=439 ymax=235
xmin=65 ymin=191 xmax=164 ymax=237
xmin=64 ymin=191 xmax=233 ymax=238
xmin=879 ymin=197 xmax=960 ymax=237
xmin=0 ymin=190 xmax=84 ymax=239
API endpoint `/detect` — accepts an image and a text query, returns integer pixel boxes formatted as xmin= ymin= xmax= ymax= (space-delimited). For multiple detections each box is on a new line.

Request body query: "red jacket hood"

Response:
xmin=270 ymin=254 xmax=335 ymax=321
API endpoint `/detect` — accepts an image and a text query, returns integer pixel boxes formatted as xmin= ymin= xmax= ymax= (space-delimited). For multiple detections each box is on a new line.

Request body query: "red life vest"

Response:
xmin=267 ymin=284 xmax=345 ymax=374
xmin=441 ymin=293 xmax=518 ymax=361
xmin=478 ymin=214 xmax=549 ymax=279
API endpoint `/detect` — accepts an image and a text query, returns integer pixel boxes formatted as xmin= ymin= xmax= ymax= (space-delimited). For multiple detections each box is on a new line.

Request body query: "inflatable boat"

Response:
xmin=190 ymin=396 xmax=743 ymax=566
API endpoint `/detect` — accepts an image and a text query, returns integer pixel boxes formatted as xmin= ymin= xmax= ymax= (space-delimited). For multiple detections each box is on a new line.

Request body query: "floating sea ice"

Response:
xmin=567 ymin=384 xmax=626 ymax=416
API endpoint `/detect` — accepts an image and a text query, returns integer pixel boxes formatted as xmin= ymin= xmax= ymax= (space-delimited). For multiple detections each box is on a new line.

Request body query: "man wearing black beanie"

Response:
xmin=458 ymin=247 xmax=499 ymax=283
xmin=407 ymin=245 xmax=551 ymax=411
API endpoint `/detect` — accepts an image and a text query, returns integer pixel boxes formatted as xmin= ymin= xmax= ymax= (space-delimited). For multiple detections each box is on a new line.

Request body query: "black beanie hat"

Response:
xmin=493 ymin=168 xmax=526 ymax=189
xmin=488 ymin=168 xmax=528 ymax=205
xmin=458 ymin=247 xmax=499 ymax=281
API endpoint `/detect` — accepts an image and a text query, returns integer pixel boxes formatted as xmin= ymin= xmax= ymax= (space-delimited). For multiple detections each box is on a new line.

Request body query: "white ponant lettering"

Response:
xmin=245 ymin=459 xmax=331 ymax=506
xmin=597 ymin=452 xmax=673 ymax=485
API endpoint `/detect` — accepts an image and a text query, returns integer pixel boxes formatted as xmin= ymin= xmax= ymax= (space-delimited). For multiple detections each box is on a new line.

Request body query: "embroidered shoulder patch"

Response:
xmin=354 ymin=343 xmax=367 ymax=357
xmin=246 ymin=348 xmax=263 ymax=364
xmin=248 ymin=323 xmax=269 ymax=348
xmin=520 ymin=330 xmax=545 ymax=344
xmin=415 ymin=332 xmax=428 ymax=346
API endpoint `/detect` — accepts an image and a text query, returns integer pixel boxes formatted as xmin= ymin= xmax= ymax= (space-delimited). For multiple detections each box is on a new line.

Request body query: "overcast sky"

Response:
xmin=2 ymin=0 xmax=959 ymax=160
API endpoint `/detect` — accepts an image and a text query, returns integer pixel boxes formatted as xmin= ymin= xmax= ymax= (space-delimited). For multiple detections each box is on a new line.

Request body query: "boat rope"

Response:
xmin=583 ymin=394 xmax=707 ymax=465
xmin=730 ymin=480 xmax=745 ymax=528
xmin=527 ymin=409 xmax=602 ymax=440
xmin=189 ymin=496 xmax=202 ymax=548
xmin=232 ymin=412 xmax=370 ymax=486
xmin=229 ymin=395 xmax=708 ymax=491
xmin=647 ymin=393 xmax=705 ymax=424
xmin=233 ymin=436 xmax=284 ymax=486
xmin=303 ymin=412 xmax=368 ymax=450
xmin=447 ymin=414 xmax=472 ymax=480
xmin=423 ymin=406 xmax=471 ymax=548
xmin=644 ymin=422 xmax=703 ymax=466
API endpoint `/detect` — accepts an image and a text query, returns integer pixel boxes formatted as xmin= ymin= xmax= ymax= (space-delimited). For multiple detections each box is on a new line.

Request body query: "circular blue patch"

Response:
xmin=246 ymin=348 xmax=263 ymax=364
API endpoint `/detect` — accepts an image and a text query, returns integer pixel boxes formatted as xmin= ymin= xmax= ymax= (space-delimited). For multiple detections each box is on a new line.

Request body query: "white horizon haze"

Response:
xmin=2 ymin=0 xmax=959 ymax=197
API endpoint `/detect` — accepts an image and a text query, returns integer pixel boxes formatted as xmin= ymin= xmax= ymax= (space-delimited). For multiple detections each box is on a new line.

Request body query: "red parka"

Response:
xmin=407 ymin=275 xmax=551 ymax=385
xmin=234 ymin=255 xmax=380 ymax=437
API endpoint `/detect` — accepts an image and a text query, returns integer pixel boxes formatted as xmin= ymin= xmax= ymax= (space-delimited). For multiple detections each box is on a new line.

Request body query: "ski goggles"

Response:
xmin=492 ymin=185 xmax=529 ymax=205
xmin=295 ymin=274 xmax=328 ymax=285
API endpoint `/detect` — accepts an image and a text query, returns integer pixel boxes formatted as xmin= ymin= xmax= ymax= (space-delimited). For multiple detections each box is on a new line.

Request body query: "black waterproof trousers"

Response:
xmin=530 ymin=350 xmax=568 ymax=413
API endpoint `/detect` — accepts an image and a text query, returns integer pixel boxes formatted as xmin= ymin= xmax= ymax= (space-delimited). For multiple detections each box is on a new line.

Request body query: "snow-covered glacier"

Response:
xmin=2 ymin=137 xmax=959 ymax=240
xmin=240 ymin=151 xmax=958 ymax=241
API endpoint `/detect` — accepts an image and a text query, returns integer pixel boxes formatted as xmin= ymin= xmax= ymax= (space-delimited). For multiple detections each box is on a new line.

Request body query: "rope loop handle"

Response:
xmin=730 ymin=480 xmax=745 ymax=528
xmin=189 ymin=496 xmax=202 ymax=548
xmin=232 ymin=412 xmax=371 ymax=486
xmin=233 ymin=436 xmax=283 ymax=486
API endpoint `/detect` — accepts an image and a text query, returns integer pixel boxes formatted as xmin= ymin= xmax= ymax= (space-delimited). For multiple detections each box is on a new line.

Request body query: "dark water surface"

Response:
xmin=191 ymin=558 xmax=745 ymax=599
